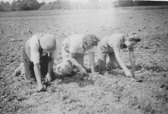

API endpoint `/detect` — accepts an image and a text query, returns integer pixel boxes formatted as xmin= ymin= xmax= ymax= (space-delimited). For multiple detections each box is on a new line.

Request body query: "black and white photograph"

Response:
xmin=0 ymin=0 xmax=168 ymax=114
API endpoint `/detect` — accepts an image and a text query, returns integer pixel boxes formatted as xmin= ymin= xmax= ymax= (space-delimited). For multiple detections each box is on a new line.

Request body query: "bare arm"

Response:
xmin=30 ymin=42 xmax=44 ymax=91
xmin=89 ymin=52 xmax=95 ymax=73
xmin=69 ymin=53 xmax=86 ymax=73
xmin=46 ymin=49 xmax=57 ymax=81
xmin=33 ymin=63 xmax=43 ymax=85
xmin=128 ymin=47 xmax=135 ymax=73
xmin=46 ymin=58 xmax=54 ymax=82
xmin=114 ymin=46 xmax=132 ymax=77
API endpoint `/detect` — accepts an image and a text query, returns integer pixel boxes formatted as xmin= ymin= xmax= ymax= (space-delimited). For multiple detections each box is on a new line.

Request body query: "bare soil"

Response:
xmin=0 ymin=7 xmax=168 ymax=114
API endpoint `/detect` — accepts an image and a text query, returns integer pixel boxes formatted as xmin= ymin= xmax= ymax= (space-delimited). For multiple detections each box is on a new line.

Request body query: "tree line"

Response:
xmin=0 ymin=0 xmax=41 ymax=11
xmin=0 ymin=0 xmax=168 ymax=12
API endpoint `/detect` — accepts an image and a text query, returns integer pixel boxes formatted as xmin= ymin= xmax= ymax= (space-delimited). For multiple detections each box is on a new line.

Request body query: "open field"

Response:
xmin=0 ymin=7 xmax=168 ymax=114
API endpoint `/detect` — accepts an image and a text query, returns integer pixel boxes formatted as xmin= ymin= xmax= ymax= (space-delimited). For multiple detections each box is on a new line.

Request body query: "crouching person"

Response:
xmin=96 ymin=33 xmax=141 ymax=77
xmin=61 ymin=34 xmax=99 ymax=75
xmin=22 ymin=33 xmax=56 ymax=92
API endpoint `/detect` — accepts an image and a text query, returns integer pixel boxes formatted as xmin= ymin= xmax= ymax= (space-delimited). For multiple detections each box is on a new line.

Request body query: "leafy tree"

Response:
xmin=11 ymin=0 xmax=41 ymax=11
xmin=39 ymin=0 xmax=71 ymax=10
xmin=22 ymin=0 xmax=40 ymax=10
xmin=11 ymin=0 xmax=22 ymax=11
xmin=0 ymin=1 xmax=12 ymax=11
xmin=117 ymin=0 xmax=134 ymax=7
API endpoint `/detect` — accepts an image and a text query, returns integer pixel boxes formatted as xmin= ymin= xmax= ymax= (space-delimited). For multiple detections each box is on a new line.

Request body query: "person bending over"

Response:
xmin=96 ymin=33 xmax=141 ymax=77
xmin=60 ymin=34 xmax=99 ymax=75
xmin=22 ymin=33 xmax=56 ymax=91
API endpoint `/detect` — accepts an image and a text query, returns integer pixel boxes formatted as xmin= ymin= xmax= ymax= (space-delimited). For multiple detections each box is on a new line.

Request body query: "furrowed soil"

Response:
xmin=1 ymin=7 xmax=168 ymax=114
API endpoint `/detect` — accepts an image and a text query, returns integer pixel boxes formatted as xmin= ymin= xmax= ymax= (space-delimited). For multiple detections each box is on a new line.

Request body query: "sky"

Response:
xmin=0 ymin=0 xmax=88 ymax=3
xmin=0 ymin=0 xmax=168 ymax=3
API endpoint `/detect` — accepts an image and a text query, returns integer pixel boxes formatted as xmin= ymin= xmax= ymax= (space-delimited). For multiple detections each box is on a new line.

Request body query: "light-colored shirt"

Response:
xmin=25 ymin=33 xmax=56 ymax=64
xmin=63 ymin=34 xmax=84 ymax=54
xmin=62 ymin=34 xmax=96 ymax=55
xmin=97 ymin=33 xmax=124 ymax=54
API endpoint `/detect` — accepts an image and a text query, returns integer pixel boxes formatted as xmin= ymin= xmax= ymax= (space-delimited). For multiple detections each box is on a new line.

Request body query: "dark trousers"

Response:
xmin=22 ymin=47 xmax=51 ymax=81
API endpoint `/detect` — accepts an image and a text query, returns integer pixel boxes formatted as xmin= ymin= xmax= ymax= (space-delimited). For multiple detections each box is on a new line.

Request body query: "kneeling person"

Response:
xmin=22 ymin=33 xmax=56 ymax=91
xmin=96 ymin=33 xmax=141 ymax=77
xmin=61 ymin=34 xmax=99 ymax=75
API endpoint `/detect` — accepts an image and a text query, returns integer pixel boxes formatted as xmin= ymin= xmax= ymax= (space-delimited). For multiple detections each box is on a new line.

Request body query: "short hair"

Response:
xmin=128 ymin=34 xmax=141 ymax=43
xmin=82 ymin=34 xmax=100 ymax=48
xmin=122 ymin=33 xmax=141 ymax=49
